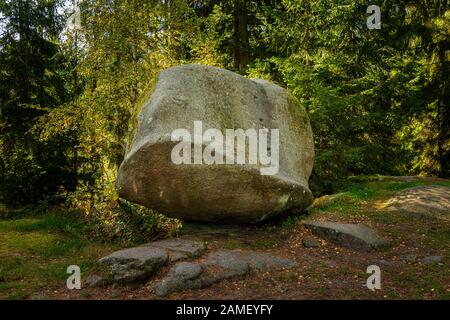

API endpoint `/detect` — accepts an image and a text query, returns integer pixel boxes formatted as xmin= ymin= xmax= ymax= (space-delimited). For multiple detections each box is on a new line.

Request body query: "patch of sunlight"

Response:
xmin=0 ymin=218 xmax=44 ymax=231
xmin=0 ymin=229 xmax=57 ymax=255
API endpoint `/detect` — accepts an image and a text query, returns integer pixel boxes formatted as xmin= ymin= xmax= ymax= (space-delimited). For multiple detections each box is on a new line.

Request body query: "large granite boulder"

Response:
xmin=117 ymin=64 xmax=314 ymax=223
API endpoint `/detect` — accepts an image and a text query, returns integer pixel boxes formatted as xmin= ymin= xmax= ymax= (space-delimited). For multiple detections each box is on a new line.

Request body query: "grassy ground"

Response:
xmin=0 ymin=176 xmax=449 ymax=299
xmin=0 ymin=209 xmax=120 ymax=299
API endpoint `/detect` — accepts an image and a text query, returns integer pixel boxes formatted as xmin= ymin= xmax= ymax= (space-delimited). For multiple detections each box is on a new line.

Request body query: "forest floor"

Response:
xmin=0 ymin=176 xmax=449 ymax=300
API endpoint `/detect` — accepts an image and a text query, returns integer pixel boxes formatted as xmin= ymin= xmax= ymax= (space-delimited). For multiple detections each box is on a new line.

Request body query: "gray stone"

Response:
xmin=206 ymin=250 xmax=298 ymax=274
xmin=382 ymin=185 xmax=450 ymax=221
xmin=241 ymin=251 xmax=298 ymax=272
xmin=85 ymin=275 xmax=108 ymax=287
xmin=401 ymin=254 xmax=417 ymax=263
xmin=154 ymin=249 xmax=299 ymax=296
xmin=172 ymin=261 xmax=204 ymax=278
xmin=154 ymin=262 xmax=208 ymax=297
xmin=205 ymin=250 xmax=251 ymax=279
xmin=117 ymin=64 xmax=315 ymax=223
xmin=421 ymin=256 xmax=444 ymax=265
xmin=302 ymin=236 xmax=320 ymax=248
xmin=303 ymin=221 xmax=390 ymax=252
xmin=143 ymin=239 xmax=206 ymax=262
xmin=98 ymin=247 xmax=168 ymax=283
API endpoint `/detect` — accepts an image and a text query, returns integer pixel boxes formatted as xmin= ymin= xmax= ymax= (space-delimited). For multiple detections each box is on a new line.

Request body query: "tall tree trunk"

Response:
xmin=233 ymin=0 xmax=249 ymax=72
xmin=436 ymin=40 xmax=450 ymax=178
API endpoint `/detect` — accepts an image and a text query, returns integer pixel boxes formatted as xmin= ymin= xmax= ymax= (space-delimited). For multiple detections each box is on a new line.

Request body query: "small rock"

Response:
xmin=154 ymin=249 xmax=299 ymax=297
xmin=206 ymin=250 xmax=298 ymax=274
xmin=302 ymin=236 xmax=320 ymax=248
xmin=143 ymin=239 xmax=206 ymax=262
xmin=98 ymin=247 xmax=168 ymax=283
xmin=421 ymin=256 xmax=444 ymax=265
xmin=243 ymin=251 xmax=298 ymax=272
xmin=303 ymin=220 xmax=390 ymax=252
xmin=401 ymin=254 xmax=417 ymax=263
xmin=172 ymin=261 xmax=204 ymax=278
xmin=154 ymin=262 xmax=208 ymax=297
xmin=205 ymin=250 xmax=250 ymax=279
xmin=377 ymin=259 xmax=391 ymax=266
xmin=85 ymin=275 xmax=108 ymax=287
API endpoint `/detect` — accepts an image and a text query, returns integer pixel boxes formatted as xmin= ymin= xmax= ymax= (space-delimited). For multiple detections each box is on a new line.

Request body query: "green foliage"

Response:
xmin=0 ymin=212 xmax=121 ymax=299
xmin=257 ymin=0 xmax=449 ymax=194
xmin=86 ymin=200 xmax=182 ymax=244
xmin=0 ymin=0 xmax=76 ymax=204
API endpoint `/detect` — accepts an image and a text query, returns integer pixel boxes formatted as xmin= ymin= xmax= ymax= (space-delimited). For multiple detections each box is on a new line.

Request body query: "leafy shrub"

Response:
xmin=86 ymin=200 xmax=182 ymax=245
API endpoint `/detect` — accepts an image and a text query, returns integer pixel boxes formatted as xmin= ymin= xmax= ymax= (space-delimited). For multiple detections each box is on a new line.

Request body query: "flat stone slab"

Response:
xmin=154 ymin=249 xmax=299 ymax=296
xmin=154 ymin=262 xmax=211 ymax=297
xmin=154 ymin=253 xmax=247 ymax=297
xmin=205 ymin=250 xmax=252 ymax=279
xmin=401 ymin=254 xmax=417 ymax=263
xmin=241 ymin=251 xmax=298 ymax=272
xmin=421 ymin=256 xmax=444 ymax=265
xmin=98 ymin=247 xmax=168 ymax=283
xmin=381 ymin=185 xmax=450 ymax=221
xmin=206 ymin=250 xmax=298 ymax=275
xmin=143 ymin=239 xmax=206 ymax=262
xmin=304 ymin=221 xmax=390 ymax=252
xmin=97 ymin=239 xmax=206 ymax=284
